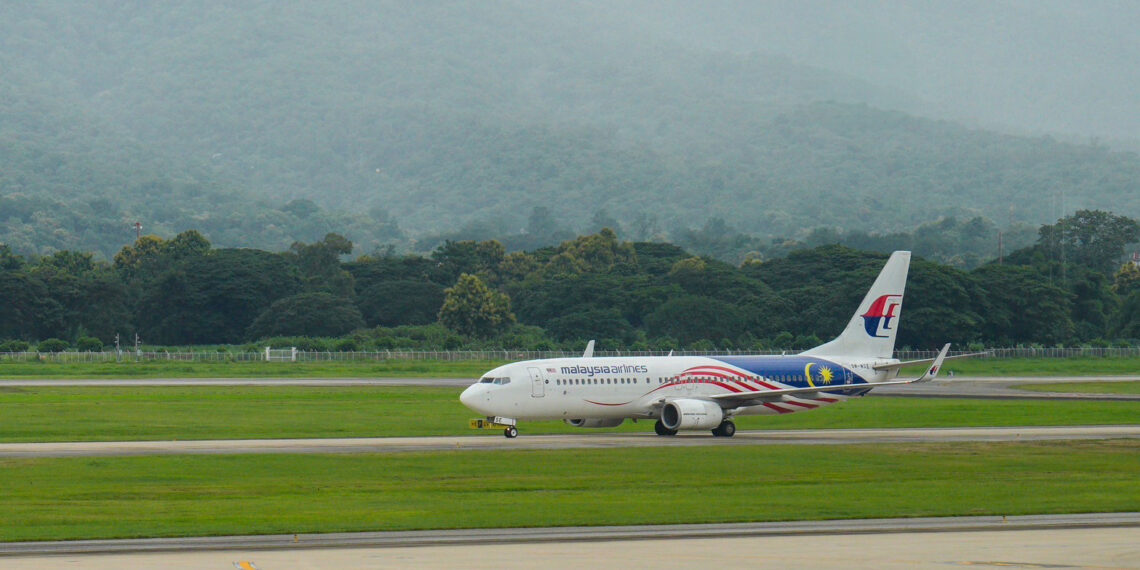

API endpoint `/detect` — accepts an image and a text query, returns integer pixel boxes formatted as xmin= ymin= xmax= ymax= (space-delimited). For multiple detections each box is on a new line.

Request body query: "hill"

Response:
xmin=2 ymin=1 xmax=1138 ymax=260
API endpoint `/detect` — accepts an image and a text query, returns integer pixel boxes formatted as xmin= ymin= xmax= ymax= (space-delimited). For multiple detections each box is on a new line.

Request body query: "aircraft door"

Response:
xmin=528 ymin=367 xmax=545 ymax=398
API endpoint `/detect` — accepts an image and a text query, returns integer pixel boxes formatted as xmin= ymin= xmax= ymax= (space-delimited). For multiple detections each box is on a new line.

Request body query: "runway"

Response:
xmin=3 ymin=425 xmax=1138 ymax=458
xmin=2 ymin=514 xmax=1137 ymax=568
xmin=3 ymin=375 xmax=1139 ymax=400
xmin=0 ymin=377 xmax=475 ymax=387
xmin=872 ymin=376 xmax=1140 ymax=401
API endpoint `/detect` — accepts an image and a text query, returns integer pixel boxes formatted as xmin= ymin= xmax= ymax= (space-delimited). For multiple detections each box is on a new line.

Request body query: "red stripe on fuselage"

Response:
xmin=684 ymin=365 xmax=782 ymax=390
xmin=677 ymin=371 xmax=746 ymax=392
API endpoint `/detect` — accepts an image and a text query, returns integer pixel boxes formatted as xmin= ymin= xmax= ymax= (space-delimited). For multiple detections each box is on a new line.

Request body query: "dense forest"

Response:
xmin=2 ymin=210 xmax=1139 ymax=352
xmin=3 ymin=2 xmax=1138 ymax=265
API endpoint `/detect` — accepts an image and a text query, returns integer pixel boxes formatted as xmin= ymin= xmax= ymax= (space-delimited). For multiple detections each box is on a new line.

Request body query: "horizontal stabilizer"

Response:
xmin=872 ymin=350 xmax=988 ymax=372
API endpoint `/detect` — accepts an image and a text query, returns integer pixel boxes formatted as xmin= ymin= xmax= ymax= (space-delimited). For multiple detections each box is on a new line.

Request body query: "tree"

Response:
xmin=0 ymin=245 xmax=26 ymax=271
xmin=431 ymin=240 xmax=506 ymax=282
xmin=247 ymin=292 xmax=366 ymax=339
xmin=539 ymin=229 xmax=638 ymax=277
xmin=895 ymin=259 xmax=985 ymax=348
xmin=164 ymin=230 xmax=211 ymax=260
xmin=136 ymin=249 xmax=302 ymax=344
xmin=438 ymin=273 xmax=515 ymax=337
xmin=972 ymin=265 xmax=1073 ymax=345
xmin=112 ymin=235 xmax=167 ymax=280
xmin=357 ymin=280 xmax=445 ymax=326
xmin=1111 ymin=290 xmax=1140 ymax=339
xmin=1112 ymin=262 xmax=1140 ymax=296
xmin=37 ymin=250 xmax=94 ymax=274
xmin=0 ymin=270 xmax=63 ymax=340
xmin=286 ymin=233 xmax=355 ymax=297
xmin=1037 ymin=210 xmax=1140 ymax=274
xmin=545 ymin=308 xmax=635 ymax=343
xmin=644 ymin=295 xmax=746 ymax=346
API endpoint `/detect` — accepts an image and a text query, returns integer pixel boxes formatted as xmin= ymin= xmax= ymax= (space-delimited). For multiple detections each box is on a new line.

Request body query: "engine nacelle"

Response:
xmin=661 ymin=399 xmax=724 ymax=431
xmin=564 ymin=418 xmax=625 ymax=428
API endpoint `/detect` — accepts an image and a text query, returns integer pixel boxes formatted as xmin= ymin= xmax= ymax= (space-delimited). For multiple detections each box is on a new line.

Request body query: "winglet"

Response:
xmin=583 ymin=340 xmax=595 ymax=358
xmin=919 ymin=343 xmax=951 ymax=382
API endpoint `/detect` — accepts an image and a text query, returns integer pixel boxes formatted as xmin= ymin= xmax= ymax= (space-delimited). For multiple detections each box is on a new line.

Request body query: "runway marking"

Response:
xmin=233 ymin=562 xmax=258 ymax=570
xmin=0 ymin=426 xmax=1137 ymax=458
xmin=958 ymin=562 xmax=1076 ymax=568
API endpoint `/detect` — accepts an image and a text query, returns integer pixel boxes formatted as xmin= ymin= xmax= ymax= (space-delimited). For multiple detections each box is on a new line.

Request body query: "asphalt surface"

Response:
xmin=3 ymin=375 xmax=1139 ymax=400
xmin=2 ymin=514 xmax=1138 ymax=568
xmin=872 ymin=375 xmax=1140 ymax=401
xmin=2 ymin=425 xmax=1137 ymax=458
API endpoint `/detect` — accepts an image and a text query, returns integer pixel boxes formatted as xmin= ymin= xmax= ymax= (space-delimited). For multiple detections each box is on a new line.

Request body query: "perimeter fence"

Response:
xmin=2 ymin=346 xmax=1140 ymax=363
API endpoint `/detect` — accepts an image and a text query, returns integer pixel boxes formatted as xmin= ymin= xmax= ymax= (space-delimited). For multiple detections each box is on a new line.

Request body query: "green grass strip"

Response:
xmin=1015 ymin=381 xmax=1140 ymax=395
xmin=1 ymin=387 xmax=1137 ymax=443
xmin=3 ymin=355 xmax=1140 ymax=379
xmin=1 ymin=441 xmax=1136 ymax=542
xmin=0 ymin=359 xmax=505 ymax=379
xmin=938 ymin=356 xmax=1140 ymax=377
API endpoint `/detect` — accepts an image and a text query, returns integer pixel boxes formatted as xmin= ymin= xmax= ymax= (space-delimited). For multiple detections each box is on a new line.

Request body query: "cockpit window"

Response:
xmin=480 ymin=377 xmax=511 ymax=385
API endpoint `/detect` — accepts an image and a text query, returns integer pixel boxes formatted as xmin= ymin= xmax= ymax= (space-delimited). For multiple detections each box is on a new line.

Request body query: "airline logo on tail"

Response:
xmin=862 ymin=294 xmax=902 ymax=338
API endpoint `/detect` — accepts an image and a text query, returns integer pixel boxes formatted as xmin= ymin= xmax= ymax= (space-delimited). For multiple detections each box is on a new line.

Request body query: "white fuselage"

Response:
xmin=459 ymin=354 xmax=898 ymax=423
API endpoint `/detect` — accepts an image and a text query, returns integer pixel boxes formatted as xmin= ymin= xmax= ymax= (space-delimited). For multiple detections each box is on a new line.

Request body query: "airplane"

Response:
xmin=460 ymin=250 xmax=958 ymax=438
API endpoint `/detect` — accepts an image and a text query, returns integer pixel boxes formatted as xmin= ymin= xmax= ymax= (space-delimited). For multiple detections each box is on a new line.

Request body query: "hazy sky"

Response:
xmin=625 ymin=0 xmax=1140 ymax=142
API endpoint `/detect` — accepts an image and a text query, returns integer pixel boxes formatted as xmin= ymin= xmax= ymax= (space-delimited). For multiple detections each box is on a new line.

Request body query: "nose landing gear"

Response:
xmin=504 ymin=426 xmax=519 ymax=438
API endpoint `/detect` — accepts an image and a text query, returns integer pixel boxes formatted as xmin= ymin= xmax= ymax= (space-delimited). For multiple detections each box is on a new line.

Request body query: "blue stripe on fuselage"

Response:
xmin=711 ymin=355 xmax=871 ymax=393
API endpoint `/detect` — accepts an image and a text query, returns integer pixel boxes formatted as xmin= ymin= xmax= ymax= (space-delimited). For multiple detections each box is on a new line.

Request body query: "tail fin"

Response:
xmin=800 ymin=251 xmax=911 ymax=359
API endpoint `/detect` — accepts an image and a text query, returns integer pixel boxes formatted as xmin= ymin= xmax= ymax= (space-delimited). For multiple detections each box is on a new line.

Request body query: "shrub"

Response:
xmin=76 ymin=336 xmax=104 ymax=352
xmin=689 ymin=339 xmax=716 ymax=352
xmin=36 ymin=338 xmax=70 ymax=353
xmin=334 ymin=338 xmax=360 ymax=351
xmin=0 ymin=339 xmax=31 ymax=352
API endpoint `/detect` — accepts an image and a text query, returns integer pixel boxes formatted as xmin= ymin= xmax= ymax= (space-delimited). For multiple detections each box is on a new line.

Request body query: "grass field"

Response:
xmin=3 ymin=355 xmax=1140 ymax=379
xmin=1015 ymin=381 xmax=1140 ymax=394
xmin=1 ymin=440 xmax=1136 ymax=542
xmin=936 ymin=356 xmax=1140 ymax=377
xmin=1 ymin=386 xmax=1137 ymax=442
xmin=0 ymin=359 xmax=504 ymax=379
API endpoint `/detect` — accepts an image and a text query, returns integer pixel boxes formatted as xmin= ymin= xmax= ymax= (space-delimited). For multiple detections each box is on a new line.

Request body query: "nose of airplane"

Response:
xmin=459 ymin=383 xmax=481 ymax=410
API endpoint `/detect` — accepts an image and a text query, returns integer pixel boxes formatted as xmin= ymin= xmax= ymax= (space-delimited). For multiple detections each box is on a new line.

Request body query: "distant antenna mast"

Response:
xmin=997 ymin=230 xmax=1003 ymax=265
xmin=133 ymin=222 xmax=142 ymax=242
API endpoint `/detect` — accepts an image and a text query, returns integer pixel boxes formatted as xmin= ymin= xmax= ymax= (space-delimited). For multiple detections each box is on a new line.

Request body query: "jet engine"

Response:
xmin=661 ymin=399 xmax=724 ymax=431
xmin=564 ymin=418 xmax=625 ymax=428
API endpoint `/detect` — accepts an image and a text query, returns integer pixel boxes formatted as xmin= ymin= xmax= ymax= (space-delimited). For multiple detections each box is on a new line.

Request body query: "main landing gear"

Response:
xmin=653 ymin=419 xmax=736 ymax=437
xmin=654 ymin=420 xmax=677 ymax=436
xmin=504 ymin=426 xmax=518 ymax=438
xmin=711 ymin=420 xmax=736 ymax=438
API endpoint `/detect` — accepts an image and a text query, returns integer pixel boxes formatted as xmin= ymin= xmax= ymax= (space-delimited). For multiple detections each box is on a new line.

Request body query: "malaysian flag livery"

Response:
xmin=862 ymin=294 xmax=903 ymax=338
xmin=802 ymin=251 xmax=910 ymax=359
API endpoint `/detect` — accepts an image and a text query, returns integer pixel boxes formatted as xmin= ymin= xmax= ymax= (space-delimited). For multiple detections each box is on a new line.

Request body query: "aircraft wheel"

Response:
xmin=654 ymin=420 xmax=677 ymax=436
xmin=504 ymin=426 xmax=518 ymax=438
xmin=713 ymin=420 xmax=736 ymax=438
